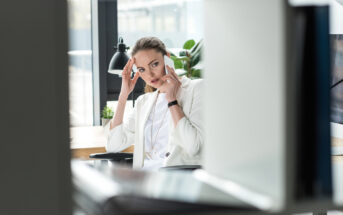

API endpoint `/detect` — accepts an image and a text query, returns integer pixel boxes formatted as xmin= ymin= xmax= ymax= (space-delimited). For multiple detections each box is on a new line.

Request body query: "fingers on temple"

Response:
xmin=123 ymin=59 xmax=133 ymax=74
xmin=127 ymin=59 xmax=134 ymax=73
xmin=132 ymin=72 xmax=140 ymax=82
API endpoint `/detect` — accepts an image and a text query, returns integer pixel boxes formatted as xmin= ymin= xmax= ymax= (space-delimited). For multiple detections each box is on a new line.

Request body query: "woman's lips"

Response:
xmin=151 ymin=78 xmax=159 ymax=84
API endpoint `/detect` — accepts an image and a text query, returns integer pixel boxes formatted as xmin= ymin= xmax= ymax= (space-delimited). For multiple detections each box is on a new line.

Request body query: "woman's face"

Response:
xmin=133 ymin=49 xmax=166 ymax=89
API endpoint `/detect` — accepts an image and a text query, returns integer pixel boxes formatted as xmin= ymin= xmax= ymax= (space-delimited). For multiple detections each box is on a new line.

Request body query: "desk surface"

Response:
xmin=333 ymin=137 xmax=343 ymax=147
xmin=70 ymin=126 xmax=343 ymax=160
xmin=70 ymin=127 xmax=343 ymax=211
xmin=70 ymin=126 xmax=133 ymax=159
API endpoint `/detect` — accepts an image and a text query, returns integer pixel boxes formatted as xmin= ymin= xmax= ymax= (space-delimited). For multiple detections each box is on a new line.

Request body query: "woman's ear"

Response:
xmin=167 ymin=52 xmax=171 ymax=58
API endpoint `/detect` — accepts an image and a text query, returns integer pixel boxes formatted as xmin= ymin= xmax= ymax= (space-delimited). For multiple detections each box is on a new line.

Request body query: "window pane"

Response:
xmin=118 ymin=0 xmax=203 ymax=48
xmin=68 ymin=0 xmax=93 ymax=126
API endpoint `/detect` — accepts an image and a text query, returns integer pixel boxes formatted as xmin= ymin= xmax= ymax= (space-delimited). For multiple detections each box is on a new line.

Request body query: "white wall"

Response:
xmin=0 ymin=0 xmax=71 ymax=214
xmin=203 ymin=0 xmax=286 ymax=210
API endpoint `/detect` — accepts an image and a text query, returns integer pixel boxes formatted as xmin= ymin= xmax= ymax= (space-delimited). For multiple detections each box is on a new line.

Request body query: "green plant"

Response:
xmin=170 ymin=39 xmax=203 ymax=78
xmin=101 ymin=105 xmax=114 ymax=119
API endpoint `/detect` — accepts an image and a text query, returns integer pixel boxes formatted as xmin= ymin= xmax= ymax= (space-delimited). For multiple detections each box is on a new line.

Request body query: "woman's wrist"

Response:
xmin=168 ymin=100 xmax=178 ymax=108
xmin=119 ymin=93 xmax=129 ymax=101
xmin=167 ymin=96 xmax=177 ymax=103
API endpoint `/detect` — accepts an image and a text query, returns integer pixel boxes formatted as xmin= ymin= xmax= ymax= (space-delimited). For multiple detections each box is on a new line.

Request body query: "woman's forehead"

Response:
xmin=134 ymin=49 xmax=162 ymax=66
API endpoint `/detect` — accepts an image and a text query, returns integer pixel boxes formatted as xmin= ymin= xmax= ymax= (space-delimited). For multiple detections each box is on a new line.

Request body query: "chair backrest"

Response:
xmin=160 ymin=165 xmax=202 ymax=171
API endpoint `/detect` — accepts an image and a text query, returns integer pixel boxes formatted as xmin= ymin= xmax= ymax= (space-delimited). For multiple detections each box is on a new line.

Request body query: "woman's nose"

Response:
xmin=147 ymin=68 xmax=154 ymax=77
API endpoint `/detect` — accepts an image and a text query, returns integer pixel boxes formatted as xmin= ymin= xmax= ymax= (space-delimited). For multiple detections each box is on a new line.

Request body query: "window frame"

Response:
xmin=91 ymin=0 xmax=119 ymax=125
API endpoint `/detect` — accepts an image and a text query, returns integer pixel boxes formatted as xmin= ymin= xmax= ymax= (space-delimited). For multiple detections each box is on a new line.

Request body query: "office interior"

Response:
xmin=2 ymin=0 xmax=343 ymax=214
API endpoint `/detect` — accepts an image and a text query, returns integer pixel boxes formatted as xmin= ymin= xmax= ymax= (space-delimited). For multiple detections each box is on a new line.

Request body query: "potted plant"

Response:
xmin=170 ymin=39 xmax=203 ymax=78
xmin=101 ymin=105 xmax=114 ymax=126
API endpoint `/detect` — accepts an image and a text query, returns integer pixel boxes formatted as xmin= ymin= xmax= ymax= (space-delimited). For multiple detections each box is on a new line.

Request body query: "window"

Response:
xmin=117 ymin=0 xmax=203 ymax=49
xmin=67 ymin=0 xmax=204 ymax=126
xmin=68 ymin=0 xmax=93 ymax=126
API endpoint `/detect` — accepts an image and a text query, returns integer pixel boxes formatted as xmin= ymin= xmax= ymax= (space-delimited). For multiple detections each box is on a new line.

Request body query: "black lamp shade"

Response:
xmin=108 ymin=37 xmax=130 ymax=76
xmin=108 ymin=51 xmax=129 ymax=75
xmin=107 ymin=38 xmax=144 ymax=107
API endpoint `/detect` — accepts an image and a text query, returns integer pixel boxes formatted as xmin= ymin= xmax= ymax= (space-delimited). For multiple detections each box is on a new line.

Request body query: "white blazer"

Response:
xmin=106 ymin=76 xmax=203 ymax=169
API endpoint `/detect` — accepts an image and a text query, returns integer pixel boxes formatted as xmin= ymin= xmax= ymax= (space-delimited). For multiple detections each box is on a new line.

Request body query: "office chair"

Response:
xmin=90 ymin=152 xmax=133 ymax=165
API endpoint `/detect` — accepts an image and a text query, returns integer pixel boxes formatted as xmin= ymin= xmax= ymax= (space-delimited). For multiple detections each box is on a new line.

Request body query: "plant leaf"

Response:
xmin=183 ymin=39 xmax=196 ymax=50
xmin=173 ymin=59 xmax=183 ymax=69
xmin=191 ymin=46 xmax=202 ymax=57
xmin=179 ymin=50 xmax=187 ymax=57
xmin=190 ymin=52 xmax=201 ymax=67
xmin=190 ymin=39 xmax=203 ymax=54
xmin=191 ymin=69 xmax=202 ymax=78
xmin=170 ymin=56 xmax=178 ymax=61
xmin=101 ymin=105 xmax=113 ymax=118
xmin=172 ymin=56 xmax=190 ymax=62
xmin=183 ymin=62 xmax=189 ymax=71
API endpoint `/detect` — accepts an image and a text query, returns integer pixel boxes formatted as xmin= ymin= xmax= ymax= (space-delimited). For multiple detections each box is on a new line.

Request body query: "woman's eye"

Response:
xmin=138 ymin=68 xmax=145 ymax=73
xmin=151 ymin=62 xmax=159 ymax=68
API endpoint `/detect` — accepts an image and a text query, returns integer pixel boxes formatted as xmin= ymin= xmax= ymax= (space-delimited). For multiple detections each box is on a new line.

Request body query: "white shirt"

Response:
xmin=142 ymin=93 xmax=170 ymax=170
xmin=106 ymin=76 xmax=203 ymax=169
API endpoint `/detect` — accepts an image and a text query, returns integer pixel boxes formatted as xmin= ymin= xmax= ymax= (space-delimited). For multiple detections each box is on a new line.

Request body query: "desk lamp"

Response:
xmin=108 ymin=37 xmax=129 ymax=76
xmin=108 ymin=37 xmax=136 ymax=107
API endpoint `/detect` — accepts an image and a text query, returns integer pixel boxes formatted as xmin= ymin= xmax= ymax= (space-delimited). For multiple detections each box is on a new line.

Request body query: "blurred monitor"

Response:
xmin=293 ymin=5 xmax=332 ymax=200
xmin=203 ymin=2 xmax=333 ymax=209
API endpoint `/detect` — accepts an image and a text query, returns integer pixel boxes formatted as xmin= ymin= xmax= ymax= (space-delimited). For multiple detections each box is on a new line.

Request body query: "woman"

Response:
xmin=107 ymin=37 xmax=203 ymax=170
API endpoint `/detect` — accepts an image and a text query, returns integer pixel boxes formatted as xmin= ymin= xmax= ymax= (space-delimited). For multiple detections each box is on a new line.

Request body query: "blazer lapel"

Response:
xmin=176 ymin=76 xmax=190 ymax=106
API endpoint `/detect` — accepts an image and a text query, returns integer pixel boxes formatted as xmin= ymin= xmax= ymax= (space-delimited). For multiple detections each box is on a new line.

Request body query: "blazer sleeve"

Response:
xmin=106 ymin=96 xmax=143 ymax=152
xmin=171 ymin=80 xmax=204 ymax=156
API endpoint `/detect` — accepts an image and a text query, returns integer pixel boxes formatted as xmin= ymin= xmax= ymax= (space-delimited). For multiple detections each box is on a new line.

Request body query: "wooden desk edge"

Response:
xmin=71 ymin=145 xmax=134 ymax=160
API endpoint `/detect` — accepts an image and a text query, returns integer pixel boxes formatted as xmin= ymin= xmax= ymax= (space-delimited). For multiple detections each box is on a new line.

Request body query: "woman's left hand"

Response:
xmin=159 ymin=65 xmax=182 ymax=102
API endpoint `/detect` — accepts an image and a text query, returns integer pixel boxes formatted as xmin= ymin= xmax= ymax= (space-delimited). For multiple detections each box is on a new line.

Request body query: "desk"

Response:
xmin=70 ymin=132 xmax=343 ymax=214
xmin=70 ymin=126 xmax=343 ymax=159
xmin=70 ymin=126 xmax=134 ymax=159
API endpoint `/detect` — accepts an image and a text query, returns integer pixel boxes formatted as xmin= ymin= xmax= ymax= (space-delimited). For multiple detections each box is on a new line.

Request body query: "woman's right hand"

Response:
xmin=120 ymin=58 xmax=140 ymax=98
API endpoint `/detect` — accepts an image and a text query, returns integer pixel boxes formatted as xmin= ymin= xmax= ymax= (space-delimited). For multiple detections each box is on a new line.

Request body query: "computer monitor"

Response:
xmin=202 ymin=1 xmax=333 ymax=210
xmin=293 ymin=5 xmax=333 ymax=200
xmin=202 ymin=0 xmax=287 ymax=211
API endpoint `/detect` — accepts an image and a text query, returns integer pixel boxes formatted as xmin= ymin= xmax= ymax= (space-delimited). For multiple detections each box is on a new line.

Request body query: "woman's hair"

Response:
xmin=131 ymin=37 xmax=168 ymax=93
